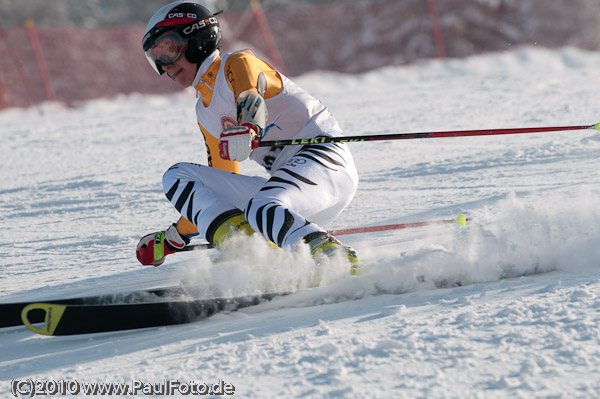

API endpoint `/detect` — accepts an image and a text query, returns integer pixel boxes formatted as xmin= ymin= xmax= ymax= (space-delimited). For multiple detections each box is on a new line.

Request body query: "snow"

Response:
xmin=1 ymin=46 xmax=600 ymax=398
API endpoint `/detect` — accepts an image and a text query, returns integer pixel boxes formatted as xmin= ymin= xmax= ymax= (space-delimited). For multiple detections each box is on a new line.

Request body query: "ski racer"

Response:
xmin=136 ymin=1 xmax=362 ymax=275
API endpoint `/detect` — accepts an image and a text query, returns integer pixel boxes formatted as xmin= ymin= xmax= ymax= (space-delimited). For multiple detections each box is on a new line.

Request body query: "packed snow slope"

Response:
xmin=1 ymin=47 xmax=600 ymax=398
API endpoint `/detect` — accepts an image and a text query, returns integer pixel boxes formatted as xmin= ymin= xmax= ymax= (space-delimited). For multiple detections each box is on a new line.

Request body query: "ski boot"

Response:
xmin=207 ymin=210 xmax=279 ymax=255
xmin=304 ymin=232 xmax=363 ymax=276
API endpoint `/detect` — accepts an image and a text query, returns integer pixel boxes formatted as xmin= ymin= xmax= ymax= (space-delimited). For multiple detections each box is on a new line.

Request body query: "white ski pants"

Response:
xmin=162 ymin=141 xmax=358 ymax=249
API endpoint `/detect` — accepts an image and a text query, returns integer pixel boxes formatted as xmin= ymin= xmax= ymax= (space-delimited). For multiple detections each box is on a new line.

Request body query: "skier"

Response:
xmin=136 ymin=1 xmax=361 ymax=275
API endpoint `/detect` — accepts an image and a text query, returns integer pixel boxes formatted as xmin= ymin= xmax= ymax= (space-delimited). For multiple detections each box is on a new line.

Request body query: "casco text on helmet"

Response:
xmin=143 ymin=1 xmax=221 ymax=75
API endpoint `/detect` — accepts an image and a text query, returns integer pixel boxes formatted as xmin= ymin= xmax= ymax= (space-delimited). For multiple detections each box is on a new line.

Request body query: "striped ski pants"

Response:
xmin=162 ymin=141 xmax=359 ymax=249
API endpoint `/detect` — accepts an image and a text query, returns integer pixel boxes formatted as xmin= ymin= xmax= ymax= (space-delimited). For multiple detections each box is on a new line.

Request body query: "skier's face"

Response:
xmin=162 ymin=54 xmax=197 ymax=88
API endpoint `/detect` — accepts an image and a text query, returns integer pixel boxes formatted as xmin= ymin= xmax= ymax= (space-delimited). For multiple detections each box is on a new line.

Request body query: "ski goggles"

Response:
xmin=144 ymin=30 xmax=188 ymax=75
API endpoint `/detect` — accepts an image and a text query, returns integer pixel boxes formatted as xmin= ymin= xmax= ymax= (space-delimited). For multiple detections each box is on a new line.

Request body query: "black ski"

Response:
xmin=1 ymin=286 xmax=185 ymax=329
xmin=21 ymin=292 xmax=287 ymax=336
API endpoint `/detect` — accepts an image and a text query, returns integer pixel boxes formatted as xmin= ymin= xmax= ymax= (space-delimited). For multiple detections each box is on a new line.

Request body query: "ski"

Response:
xmin=20 ymin=292 xmax=288 ymax=336
xmin=1 ymin=286 xmax=186 ymax=329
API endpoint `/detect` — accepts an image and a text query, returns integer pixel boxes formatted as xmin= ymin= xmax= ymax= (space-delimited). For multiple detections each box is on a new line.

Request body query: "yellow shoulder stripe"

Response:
xmin=195 ymin=57 xmax=222 ymax=107
xmin=224 ymin=51 xmax=283 ymax=102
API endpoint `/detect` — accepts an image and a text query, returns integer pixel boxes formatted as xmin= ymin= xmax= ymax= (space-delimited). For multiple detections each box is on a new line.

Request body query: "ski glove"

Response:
xmin=136 ymin=224 xmax=188 ymax=266
xmin=218 ymin=123 xmax=260 ymax=161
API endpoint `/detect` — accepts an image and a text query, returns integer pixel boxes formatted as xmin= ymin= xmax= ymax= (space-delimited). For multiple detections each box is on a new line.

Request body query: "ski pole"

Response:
xmin=178 ymin=214 xmax=468 ymax=252
xmin=253 ymin=122 xmax=600 ymax=147
xmin=328 ymin=214 xmax=467 ymax=236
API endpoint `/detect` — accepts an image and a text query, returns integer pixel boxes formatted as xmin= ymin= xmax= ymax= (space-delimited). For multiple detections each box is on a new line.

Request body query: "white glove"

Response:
xmin=219 ymin=123 xmax=259 ymax=161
